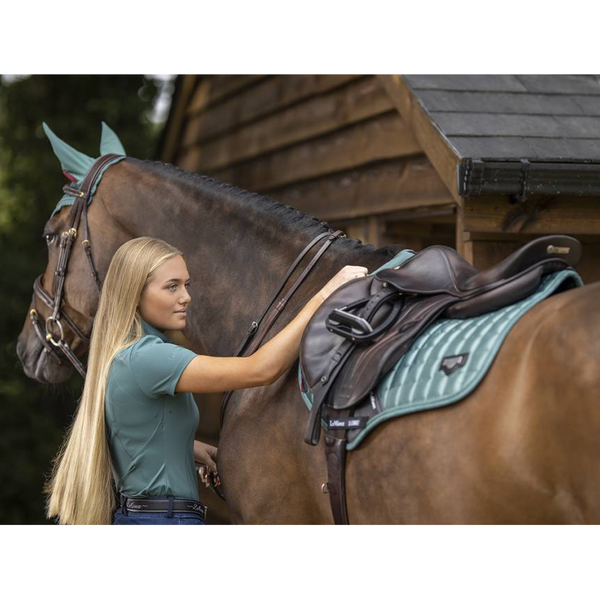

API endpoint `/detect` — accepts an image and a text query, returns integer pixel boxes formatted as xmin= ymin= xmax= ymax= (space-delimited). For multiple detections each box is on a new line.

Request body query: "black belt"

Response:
xmin=119 ymin=493 xmax=207 ymax=521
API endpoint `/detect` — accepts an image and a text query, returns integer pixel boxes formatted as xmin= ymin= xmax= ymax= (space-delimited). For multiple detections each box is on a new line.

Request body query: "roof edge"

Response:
xmin=458 ymin=159 xmax=600 ymax=200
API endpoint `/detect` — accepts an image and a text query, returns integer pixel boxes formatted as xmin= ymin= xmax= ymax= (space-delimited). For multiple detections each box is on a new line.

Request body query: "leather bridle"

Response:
xmin=29 ymin=154 xmax=121 ymax=378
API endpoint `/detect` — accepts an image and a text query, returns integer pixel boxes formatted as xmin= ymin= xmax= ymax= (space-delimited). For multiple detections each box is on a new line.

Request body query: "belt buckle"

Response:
xmin=189 ymin=501 xmax=207 ymax=521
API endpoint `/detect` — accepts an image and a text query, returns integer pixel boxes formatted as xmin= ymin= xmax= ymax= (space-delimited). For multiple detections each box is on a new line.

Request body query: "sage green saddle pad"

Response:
xmin=298 ymin=253 xmax=583 ymax=451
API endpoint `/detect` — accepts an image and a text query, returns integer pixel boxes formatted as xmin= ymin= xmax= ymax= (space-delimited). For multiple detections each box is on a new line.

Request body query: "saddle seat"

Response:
xmin=376 ymin=235 xmax=581 ymax=315
xmin=299 ymin=235 xmax=582 ymax=446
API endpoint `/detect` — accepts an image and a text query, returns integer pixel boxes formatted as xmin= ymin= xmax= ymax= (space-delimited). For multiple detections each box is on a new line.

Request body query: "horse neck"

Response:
xmin=101 ymin=158 xmax=387 ymax=356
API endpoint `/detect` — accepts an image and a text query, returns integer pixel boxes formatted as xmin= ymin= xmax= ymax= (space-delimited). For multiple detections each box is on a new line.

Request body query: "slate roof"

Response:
xmin=403 ymin=75 xmax=600 ymax=163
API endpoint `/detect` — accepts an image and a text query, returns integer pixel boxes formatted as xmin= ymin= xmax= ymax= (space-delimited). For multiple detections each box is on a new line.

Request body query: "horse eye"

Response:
xmin=44 ymin=233 xmax=56 ymax=244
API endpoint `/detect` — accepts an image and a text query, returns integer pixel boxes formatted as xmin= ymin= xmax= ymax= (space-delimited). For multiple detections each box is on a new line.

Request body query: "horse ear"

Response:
xmin=100 ymin=121 xmax=126 ymax=156
xmin=42 ymin=122 xmax=95 ymax=182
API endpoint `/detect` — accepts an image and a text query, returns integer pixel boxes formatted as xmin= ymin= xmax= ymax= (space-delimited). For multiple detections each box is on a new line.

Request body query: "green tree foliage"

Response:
xmin=0 ymin=75 xmax=163 ymax=523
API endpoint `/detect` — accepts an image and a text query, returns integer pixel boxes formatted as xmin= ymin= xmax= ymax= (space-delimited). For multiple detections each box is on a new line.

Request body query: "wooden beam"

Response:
xmin=377 ymin=75 xmax=463 ymax=205
xmin=269 ymin=156 xmax=454 ymax=221
xmin=186 ymin=75 xmax=270 ymax=114
xmin=182 ymin=75 xmax=361 ymax=146
xmin=463 ymin=195 xmax=600 ymax=235
xmin=455 ymin=196 xmax=474 ymax=261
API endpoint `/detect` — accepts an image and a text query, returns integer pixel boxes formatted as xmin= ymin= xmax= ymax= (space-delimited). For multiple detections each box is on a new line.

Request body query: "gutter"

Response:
xmin=457 ymin=159 xmax=600 ymax=201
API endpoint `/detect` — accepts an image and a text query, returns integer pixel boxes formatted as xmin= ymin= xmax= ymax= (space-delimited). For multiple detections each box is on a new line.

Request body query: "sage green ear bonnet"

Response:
xmin=43 ymin=121 xmax=127 ymax=218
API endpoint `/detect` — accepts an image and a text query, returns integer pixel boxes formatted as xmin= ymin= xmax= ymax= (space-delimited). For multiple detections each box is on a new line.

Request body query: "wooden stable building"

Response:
xmin=157 ymin=74 xmax=600 ymax=522
xmin=159 ymin=74 xmax=600 ymax=282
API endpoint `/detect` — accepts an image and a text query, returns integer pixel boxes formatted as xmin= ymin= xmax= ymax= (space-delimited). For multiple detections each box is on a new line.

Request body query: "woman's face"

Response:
xmin=137 ymin=255 xmax=192 ymax=332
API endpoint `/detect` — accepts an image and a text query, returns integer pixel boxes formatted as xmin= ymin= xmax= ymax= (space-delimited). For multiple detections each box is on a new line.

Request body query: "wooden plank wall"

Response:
xmin=172 ymin=75 xmax=456 ymax=250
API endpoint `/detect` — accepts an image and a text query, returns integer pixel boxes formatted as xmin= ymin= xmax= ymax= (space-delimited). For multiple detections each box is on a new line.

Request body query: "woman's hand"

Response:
xmin=194 ymin=440 xmax=221 ymax=488
xmin=317 ymin=265 xmax=369 ymax=301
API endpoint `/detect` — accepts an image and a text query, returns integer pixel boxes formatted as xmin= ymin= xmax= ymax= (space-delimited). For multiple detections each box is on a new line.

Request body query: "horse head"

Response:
xmin=16 ymin=122 xmax=129 ymax=384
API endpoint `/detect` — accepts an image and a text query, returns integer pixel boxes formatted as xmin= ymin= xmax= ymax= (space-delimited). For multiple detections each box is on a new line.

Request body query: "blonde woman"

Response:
xmin=44 ymin=236 xmax=366 ymax=525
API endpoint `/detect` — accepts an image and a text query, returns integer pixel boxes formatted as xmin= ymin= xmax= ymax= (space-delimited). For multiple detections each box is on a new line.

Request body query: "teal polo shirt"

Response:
xmin=105 ymin=319 xmax=200 ymax=500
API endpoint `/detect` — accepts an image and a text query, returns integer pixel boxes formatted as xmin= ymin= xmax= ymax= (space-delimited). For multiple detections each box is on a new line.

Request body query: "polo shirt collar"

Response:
xmin=141 ymin=318 xmax=170 ymax=342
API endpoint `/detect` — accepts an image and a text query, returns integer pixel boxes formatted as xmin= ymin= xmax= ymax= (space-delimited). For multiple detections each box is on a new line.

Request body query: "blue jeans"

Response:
xmin=113 ymin=495 xmax=206 ymax=525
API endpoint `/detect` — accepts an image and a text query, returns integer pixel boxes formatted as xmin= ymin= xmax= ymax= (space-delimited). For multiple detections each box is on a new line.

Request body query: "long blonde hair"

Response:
xmin=44 ymin=237 xmax=184 ymax=525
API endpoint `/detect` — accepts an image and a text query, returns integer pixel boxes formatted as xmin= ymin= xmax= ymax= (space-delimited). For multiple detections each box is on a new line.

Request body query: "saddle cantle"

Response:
xmin=300 ymin=234 xmax=582 ymax=448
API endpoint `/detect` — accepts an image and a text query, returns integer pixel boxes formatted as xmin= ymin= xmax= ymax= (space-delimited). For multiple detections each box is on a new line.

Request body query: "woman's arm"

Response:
xmin=175 ymin=292 xmax=325 ymax=394
xmin=251 ymin=292 xmax=325 ymax=383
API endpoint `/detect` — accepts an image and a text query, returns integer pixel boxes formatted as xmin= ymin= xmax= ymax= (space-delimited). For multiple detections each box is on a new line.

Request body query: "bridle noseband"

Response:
xmin=29 ymin=154 xmax=121 ymax=378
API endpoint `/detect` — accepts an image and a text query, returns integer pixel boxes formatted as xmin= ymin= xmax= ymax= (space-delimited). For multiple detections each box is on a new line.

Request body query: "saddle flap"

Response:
xmin=299 ymin=275 xmax=381 ymax=390
xmin=328 ymin=294 xmax=455 ymax=409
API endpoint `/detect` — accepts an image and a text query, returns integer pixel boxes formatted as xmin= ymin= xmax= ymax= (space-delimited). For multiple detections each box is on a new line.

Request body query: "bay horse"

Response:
xmin=17 ymin=155 xmax=600 ymax=524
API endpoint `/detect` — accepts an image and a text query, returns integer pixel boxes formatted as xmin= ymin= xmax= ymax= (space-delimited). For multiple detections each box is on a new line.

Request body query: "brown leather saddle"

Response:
xmin=299 ymin=234 xmax=582 ymax=523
